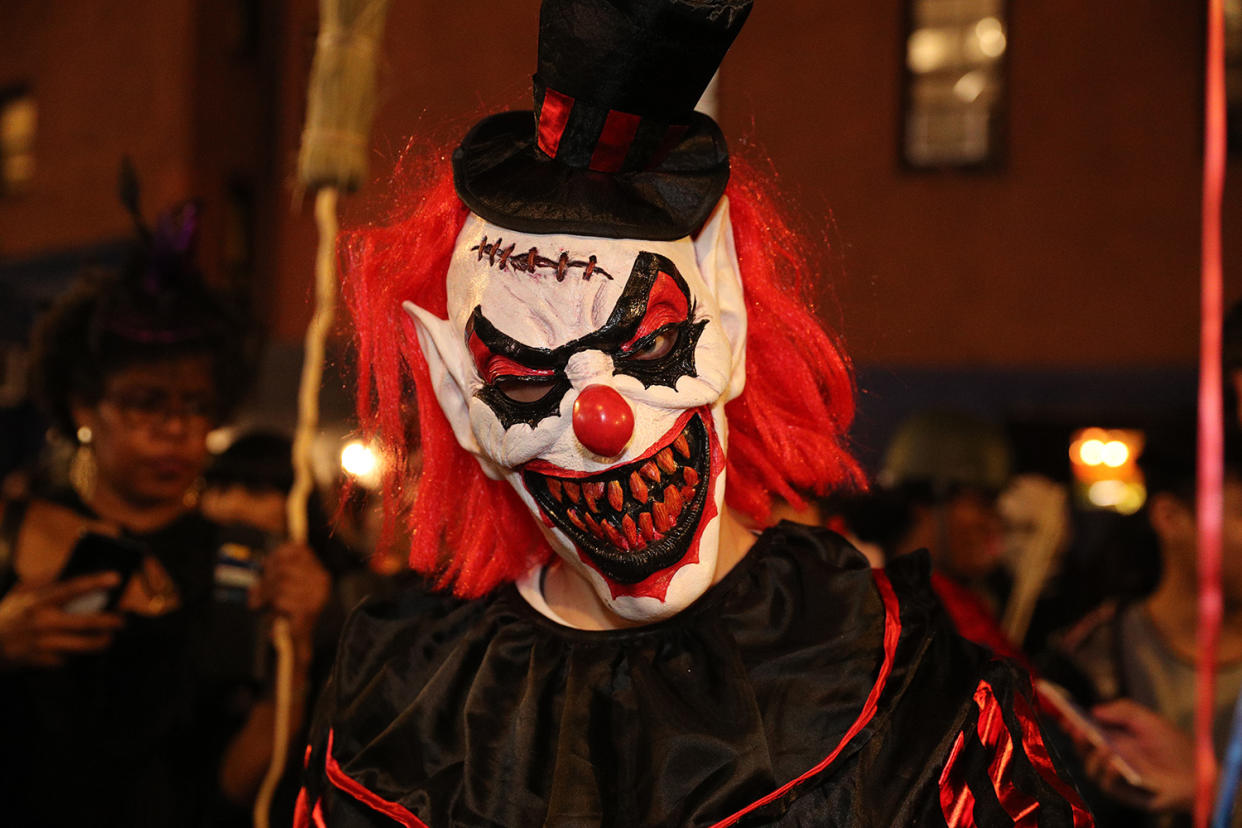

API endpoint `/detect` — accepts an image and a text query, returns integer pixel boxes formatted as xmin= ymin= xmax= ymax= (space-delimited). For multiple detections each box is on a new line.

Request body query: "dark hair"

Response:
xmin=1139 ymin=421 xmax=1242 ymax=504
xmin=204 ymin=431 xmax=294 ymax=493
xmin=28 ymin=210 xmax=254 ymax=440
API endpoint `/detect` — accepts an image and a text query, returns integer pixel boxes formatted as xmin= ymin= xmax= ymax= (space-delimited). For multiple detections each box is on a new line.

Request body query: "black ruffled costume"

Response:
xmin=298 ymin=523 xmax=1091 ymax=826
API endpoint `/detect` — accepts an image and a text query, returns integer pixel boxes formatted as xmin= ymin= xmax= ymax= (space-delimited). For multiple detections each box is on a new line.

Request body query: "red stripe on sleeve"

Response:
xmin=710 ymin=569 xmax=903 ymax=827
xmin=589 ymin=109 xmax=642 ymax=173
xmin=537 ymin=87 xmax=575 ymax=159
xmin=973 ymin=681 xmax=1040 ymax=825
xmin=939 ymin=729 xmax=978 ymax=827
xmin=325 ymin=729 xmax=431 ymax=828
xmin=293 ymin=787 xmax=311 ymax=828
xmin=1011 ymin=688 xmax=1094 ymax=827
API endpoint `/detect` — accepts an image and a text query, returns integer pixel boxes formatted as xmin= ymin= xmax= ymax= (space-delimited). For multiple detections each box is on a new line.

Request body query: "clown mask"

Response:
xmin=407 ymin=198 xmax=746 ymax=623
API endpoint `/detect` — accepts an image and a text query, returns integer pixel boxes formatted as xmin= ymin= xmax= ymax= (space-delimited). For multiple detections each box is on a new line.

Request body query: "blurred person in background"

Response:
xmin=201 ymin=428 xmax=358 ymax=577
xmin=0 ymin=192 xmax=329 ymax=827
xmin=876 ymin=410 xmax=1013 ymax=606
xmin=864 ymin=409 xmax=1019 ymax=653
xmin=1046 ymin=425 xmax=1242 ymax=826
xmin=201 ymin=430 xmax=295 ymax=537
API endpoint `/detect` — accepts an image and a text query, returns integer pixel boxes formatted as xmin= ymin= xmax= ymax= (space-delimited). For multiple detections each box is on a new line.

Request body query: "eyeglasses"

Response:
xmin=101 ymin=388 xmax=220 ymax=430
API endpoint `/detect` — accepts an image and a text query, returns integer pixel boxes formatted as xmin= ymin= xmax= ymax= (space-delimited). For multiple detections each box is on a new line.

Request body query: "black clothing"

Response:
xmin=300 ymin=523 xmax=1091 ymax=826
xmin=0 ymin=493 xmax=256 ymax=828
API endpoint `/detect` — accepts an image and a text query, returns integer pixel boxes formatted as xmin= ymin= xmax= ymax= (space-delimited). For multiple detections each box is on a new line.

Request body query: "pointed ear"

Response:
xmin=403 ymin=301 xmax=484 ymax=458
xmin=693 ymin=196 xmax=747 ymax=400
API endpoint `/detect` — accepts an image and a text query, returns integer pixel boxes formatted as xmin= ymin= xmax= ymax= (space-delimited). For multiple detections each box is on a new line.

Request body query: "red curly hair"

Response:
xmin=343 ymin=139 xmax=865 ymax=598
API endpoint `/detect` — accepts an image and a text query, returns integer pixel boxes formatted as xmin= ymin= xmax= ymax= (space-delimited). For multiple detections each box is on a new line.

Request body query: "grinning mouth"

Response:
xmin=523 ymin=414 xmax=711 ymax=585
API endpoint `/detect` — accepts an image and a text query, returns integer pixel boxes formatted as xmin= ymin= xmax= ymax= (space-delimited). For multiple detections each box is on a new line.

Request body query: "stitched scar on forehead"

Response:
xmin=470 ymin=236 xmax=614 ymax=282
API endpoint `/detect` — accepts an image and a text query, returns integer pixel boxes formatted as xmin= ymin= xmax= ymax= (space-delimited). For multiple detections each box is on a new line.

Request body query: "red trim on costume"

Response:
xmin=621 ymin=272 xmax=690 ymax=351
xmin=293 ymin=787 xmax=311 ymax=828
xmin=1011 ymin=687 xmax=1094 ymax=827
xmin=312 ymin=799 xmax=327 ymax=828
xmin=938 ymin=730 xmax=977 ymax=827
xmin=325 ymin=729 xmax=431 ymax=828
xmin=589 ymin=108 xmax=643 ymax=172
xmin=709 ymin=569 xmax=902 ymax=827
xmin=537 ymin=87 xmax=575 ymax=159
xmin=973 ymin=681 xmax=1040 ymax=824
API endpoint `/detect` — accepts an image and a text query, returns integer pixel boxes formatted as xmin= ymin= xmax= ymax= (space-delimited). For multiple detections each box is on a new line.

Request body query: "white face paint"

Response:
xmin=407 ymin=198 xmax=746 ymax=622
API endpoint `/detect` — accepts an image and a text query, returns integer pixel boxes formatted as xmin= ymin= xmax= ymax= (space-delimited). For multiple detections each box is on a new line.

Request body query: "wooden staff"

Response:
xmin=253 ymin=2 xmax=391 ymax=826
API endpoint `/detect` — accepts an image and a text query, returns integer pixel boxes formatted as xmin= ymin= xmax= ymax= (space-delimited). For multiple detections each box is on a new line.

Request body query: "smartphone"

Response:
xmin=59 ymin=532 xmax=145 ymax=614
xmin=1036 ymin=679 xmax=1150 ymax=790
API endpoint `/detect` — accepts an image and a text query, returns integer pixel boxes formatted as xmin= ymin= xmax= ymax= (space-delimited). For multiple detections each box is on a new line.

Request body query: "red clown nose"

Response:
xmin=572 ymin=384 xmax=634 ymax=457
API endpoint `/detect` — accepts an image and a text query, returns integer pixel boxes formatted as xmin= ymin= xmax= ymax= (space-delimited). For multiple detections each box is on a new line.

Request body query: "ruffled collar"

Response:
xmin=326 ymin=522 xmax=906 ymax=826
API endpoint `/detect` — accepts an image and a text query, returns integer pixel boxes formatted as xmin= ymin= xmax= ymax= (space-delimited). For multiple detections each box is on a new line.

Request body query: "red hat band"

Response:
xmin=534 ymin=77 xmax=689 ymax=175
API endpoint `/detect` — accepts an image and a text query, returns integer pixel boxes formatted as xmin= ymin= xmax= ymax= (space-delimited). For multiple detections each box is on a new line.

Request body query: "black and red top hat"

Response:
xmin=453 ymin=0 xmax=753 ymax=241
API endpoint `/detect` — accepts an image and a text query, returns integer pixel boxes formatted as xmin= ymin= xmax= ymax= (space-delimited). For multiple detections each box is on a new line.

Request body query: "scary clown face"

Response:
xmin=407 ymin=198 xmax=746 ymax=622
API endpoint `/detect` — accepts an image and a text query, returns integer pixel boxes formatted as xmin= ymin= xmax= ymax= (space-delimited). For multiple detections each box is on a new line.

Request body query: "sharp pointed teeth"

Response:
xmin=673 ymin=434 xmax=691 ymax=458
xmin=547 ymin=478 xmax=564 ymax=502
xmin=682 ymin=467 xmax=699 ymax=487
xmin=567 ymin=508 xmax=586 ymax=531
xmin=664 ymin=485 xmax=683 ymax=519
xmin=584 ymin=482 xmax=603 ymax=513
xmin=640 ymin=461 xmax=662 ymax=483
xmin=603 ymin=520 xmax=629 ymax=550
xmin=607 ymin=480 xmax=625 ymax=511
xmin=639 ymin=512 xmax=657 ymax=541
xmin=681 ymin=485 xmax=695 ymax=502
xmin=563 ymin=480 xmax=580 ymax=504
xmin=656 ymin=448 xmax=677 ymax=474
xmin=629 ymin=472 xmax=648 ymax=504
xmin=621 ymin=514 xmax=639 ymax=547
xmin=583 ymin=511 xmax=604 ymax=539
xmin=652 ymin=500 xmax=673 ymax=532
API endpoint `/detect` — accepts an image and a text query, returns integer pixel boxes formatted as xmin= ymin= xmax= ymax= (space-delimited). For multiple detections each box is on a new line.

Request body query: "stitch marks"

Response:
xmin=471 ymin=236 xmax=614 ymax=282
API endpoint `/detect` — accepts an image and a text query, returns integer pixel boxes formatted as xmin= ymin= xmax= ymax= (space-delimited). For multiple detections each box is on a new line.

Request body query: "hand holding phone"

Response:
xmin=59 ymin=532 xmax=145 ymax=614
xmin=0 ymin=574 xmax=125 ymax=668
xmin=1036 ymin=679 xmax=1150 ymax=790
xmin=1040 ymin=681 xmax=1201 ymax=813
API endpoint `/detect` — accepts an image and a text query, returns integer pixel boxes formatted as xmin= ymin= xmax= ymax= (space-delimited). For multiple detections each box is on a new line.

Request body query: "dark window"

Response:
xmin=0 ymin=84 xmax=36 ymax=195
xmin=902 ymin=0 xmax=1008 ymax=169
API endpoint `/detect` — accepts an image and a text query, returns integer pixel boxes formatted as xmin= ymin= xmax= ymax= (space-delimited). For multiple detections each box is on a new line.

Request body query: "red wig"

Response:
xmin=343 ymin=140 xmax=865 ymax=598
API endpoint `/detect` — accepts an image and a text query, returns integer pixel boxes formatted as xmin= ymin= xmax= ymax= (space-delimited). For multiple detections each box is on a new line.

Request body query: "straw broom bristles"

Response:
xmin=297 ymin=0 xmax=392 ymax=192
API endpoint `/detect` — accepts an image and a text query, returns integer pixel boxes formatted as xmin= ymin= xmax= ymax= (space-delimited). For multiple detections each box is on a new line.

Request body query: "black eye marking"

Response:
xmin=475 ymin=375 xmax=574 ymax=429
xmin=612 ymin=317 xmax=707 ymax=390
xmin=607 ymin=255 xmax=702 ymax=390
xmin=467 ymin=252 xmax=703 ymax=426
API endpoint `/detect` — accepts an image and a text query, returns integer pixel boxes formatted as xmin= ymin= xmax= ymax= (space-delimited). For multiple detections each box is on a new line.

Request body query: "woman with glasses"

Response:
xmin=0 ymin=199 xmax=329 ymax=827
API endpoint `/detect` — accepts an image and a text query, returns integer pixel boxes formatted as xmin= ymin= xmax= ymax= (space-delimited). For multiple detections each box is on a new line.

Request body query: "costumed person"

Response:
xmin=0 ymin=182 xmax=330 ymax=827
xmin=298 ymin=2 xmax=1092 ymax=825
